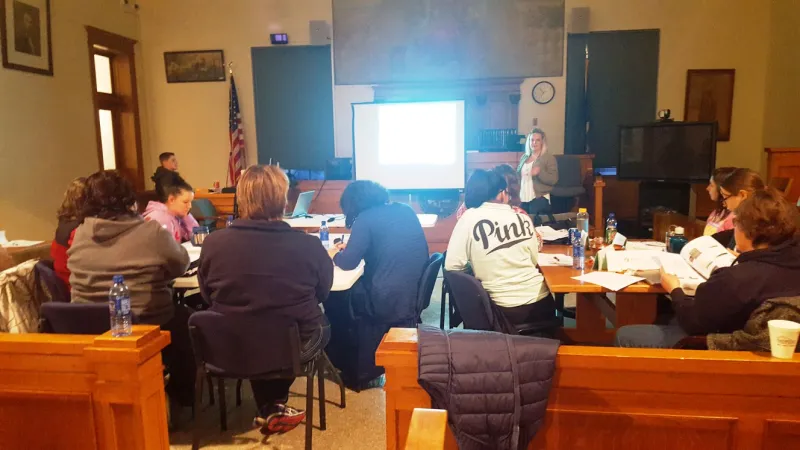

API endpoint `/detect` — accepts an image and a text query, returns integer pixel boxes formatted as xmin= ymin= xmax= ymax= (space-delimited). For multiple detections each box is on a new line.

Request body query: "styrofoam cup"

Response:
xmin=768 ymin=320 xmax=800 ymax=359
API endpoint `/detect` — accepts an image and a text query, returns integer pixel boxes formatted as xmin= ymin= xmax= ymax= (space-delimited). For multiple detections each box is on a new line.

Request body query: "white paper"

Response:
xmin=657 ymin=252 xmax=703 ymax=281
xmin=626 ymin=241 xmax=667 ymax=251
xmin=181 ymin=241 xmax=202 ymax=263
xmin=535 ymin=226 xmax=569 ymax=242
xmin=679 ymin=236 xmax=735 ymax=279
xmin=1 ymin=240 xmax=44 ymax=248
xmin=538 ymin=253 xmax=573 ymax=267
xmin=612 ymin=232 xmax=628 ymax=247
xmin=0 ymin=231 xmax=6 ymax=245
xmin=572 ymin=272 xmax=645 ymax=291
xmin=605 ymin=250 xmax=664 ymax=272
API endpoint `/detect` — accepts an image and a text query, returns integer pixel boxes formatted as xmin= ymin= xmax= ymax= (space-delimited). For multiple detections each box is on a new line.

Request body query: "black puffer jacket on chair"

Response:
xmin=417 ymin=325 xmax=559 ymax=450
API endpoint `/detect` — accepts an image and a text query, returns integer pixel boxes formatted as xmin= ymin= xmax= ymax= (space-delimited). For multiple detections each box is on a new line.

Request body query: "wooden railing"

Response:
xmin=378 ymin=328 xmax=800 ymax=450
xmin=404 ymin=408 xmax=449 ymax=449
xmin=0 ymin=326 xmax=171 ymax=449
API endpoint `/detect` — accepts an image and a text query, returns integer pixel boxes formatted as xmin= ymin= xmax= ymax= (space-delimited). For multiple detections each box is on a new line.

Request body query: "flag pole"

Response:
xmin=225 ymin=61 xmax=235 ymax=187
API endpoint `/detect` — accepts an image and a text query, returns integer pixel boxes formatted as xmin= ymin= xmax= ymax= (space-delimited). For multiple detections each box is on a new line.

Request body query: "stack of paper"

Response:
xmin=1 ymin=240 xmax=44 ymax=248
xmin=572 ymin=272 xmax=645 ymax=291
xmin=538 ymin=253 xmax=573 ymax=267
xmin=536 ymin=226 xmax=569 ymax=242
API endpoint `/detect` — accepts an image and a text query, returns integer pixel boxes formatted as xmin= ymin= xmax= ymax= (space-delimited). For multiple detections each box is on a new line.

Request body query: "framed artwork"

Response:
xmin=684 ymin=69 xmax=735 ymax=141
xmin=164 ymin=50 xmax=226 ymax=83
xmin=0 ymin=0 xmax=53 ymax=76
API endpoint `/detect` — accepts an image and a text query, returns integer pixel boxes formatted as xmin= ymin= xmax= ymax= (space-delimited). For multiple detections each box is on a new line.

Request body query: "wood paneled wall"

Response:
xmin=766 ymin=148 xmax=800 ymax=203
xmin=377 ymin=328 xmax=800 ymax=450
xmin=0 ymin=326 xmax=171 ymax=449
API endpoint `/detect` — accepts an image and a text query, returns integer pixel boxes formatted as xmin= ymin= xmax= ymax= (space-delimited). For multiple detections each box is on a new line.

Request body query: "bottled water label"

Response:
xmin=115 ymin=297 xmax=131 ymax=316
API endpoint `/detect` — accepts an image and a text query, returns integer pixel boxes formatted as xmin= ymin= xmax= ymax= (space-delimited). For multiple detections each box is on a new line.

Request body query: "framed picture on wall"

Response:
xmin=684 ymin=69 xmax=735 ymax=141
xmin=0 ymin=0 xmax=53 ymax=76
xmin=164 ymin=50 xmax=226 ymax=83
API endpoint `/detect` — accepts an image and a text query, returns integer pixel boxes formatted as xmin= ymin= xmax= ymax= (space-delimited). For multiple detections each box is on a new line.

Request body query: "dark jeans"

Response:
xmin=250 ymin=323 xmax=331 ymax=413
xmin=325 ymin=283 xmax=414 ymax=390
xmin=159 ymin=303 xmax=196 ymax=407
xmin=521 ymin=197 xmax=552 ymax=222
xmin=614 ymin=321 xmax=688 ymax=349
xmin=500 ymin=295 xmax=557 ymax=326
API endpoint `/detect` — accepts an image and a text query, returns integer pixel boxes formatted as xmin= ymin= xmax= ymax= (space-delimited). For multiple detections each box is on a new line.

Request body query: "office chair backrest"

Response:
xmin=188 ymin=310 xmax=302 ymax=378
xmin=443 ymin=271 xmax=496 ymax=331
xmin=39 ymin=302 xmax=115 ymax=334
xmin=417 ymin=253 xmax=444 ymax=317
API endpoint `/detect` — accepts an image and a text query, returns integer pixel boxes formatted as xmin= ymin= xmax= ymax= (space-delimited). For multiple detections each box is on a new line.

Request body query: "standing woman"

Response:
xmin=517 ymin=128 xmax=558 ymax=217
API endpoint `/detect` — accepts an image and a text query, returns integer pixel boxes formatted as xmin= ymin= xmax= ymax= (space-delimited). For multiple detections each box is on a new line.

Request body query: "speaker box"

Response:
xmin=569 ymin=7 xmax=590 ymax=34
xmin=310 ymin=20 xmax=332 ymax=45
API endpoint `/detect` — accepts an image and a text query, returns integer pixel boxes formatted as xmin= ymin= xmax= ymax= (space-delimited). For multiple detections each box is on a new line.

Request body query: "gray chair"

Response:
xmin=550 ymin=155 xmax=587 ymax=214
xmin=190 ymin=199 xmax=224 ymax=231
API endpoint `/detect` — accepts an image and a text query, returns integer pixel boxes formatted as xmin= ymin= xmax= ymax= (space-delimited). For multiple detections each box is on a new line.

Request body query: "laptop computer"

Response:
xmin=285 ymin=190 xmax=315 ymax=218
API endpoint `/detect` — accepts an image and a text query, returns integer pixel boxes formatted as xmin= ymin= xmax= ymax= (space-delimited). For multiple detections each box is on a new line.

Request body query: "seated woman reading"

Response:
xmin=445 ymin=169 xmax=553 ymax=329
xmin=50 ymin=177 xmax=86 ymax=290
xmin=616 ymin=188 xmax=800 ymax=348
xmin=327 ymin=180 xmax=429 ymax=389
xmin=68 ymin=170 xmax=194 ymax=418
xmin=198 ymin=165 xmax=333 ymax=435
xmin=143 ymin=171 xmax=199 ymax=243
xmin=703 ymin=167 xmax=736 ymax=236
xmin=714 ymin=168 xmax=765 ymax=249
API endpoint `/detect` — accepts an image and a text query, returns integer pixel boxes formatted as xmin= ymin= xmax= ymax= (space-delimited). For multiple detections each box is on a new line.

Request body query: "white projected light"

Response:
xmin=353 ymin=100 xmax=466 ymax=190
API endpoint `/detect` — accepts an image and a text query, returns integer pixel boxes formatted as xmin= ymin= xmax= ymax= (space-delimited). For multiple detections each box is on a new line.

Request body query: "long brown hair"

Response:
xmin=711 ymin=167 xmax=736 ymax=218
xmin=720 ymin=168 xmax=765 ymax=198
xmin=57 ymin=177 xmax=87 ymax=221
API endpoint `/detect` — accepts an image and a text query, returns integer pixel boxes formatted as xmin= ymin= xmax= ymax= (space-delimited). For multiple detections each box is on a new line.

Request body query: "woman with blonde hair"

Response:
xmin=517 ymin=128 xmax=558 ymax=217
xmin=198 ymin=165 xmax=333 ymax=436
xmin=50 ymin=177 xmax=87 ymax=290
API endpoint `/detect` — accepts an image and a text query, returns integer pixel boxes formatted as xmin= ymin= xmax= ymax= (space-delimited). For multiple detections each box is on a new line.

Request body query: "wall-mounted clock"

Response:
xmin=532 ymin=81 xmax=555 ymax=105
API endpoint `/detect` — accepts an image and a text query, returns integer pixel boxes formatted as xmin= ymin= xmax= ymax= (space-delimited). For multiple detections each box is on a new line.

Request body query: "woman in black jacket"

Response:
xmin=198 ymin=165 xmax=333 ymax=435
xmin=616 ymin=188 xmax=800 ymax=348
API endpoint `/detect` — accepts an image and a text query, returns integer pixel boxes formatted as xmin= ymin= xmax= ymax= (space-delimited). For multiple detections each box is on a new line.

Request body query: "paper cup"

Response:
xmin=768 ymin=320 xmax=800 ymax=359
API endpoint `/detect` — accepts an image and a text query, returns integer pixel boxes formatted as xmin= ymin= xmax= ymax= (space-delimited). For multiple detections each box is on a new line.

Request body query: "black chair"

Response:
xmin=416 ymin=253 xmax=444 ymax=323
xmin=444 ymin=271 xmax=559 ymax=337
xmin=39 ymin=302 xmax=138 ymax=334
xmin=188 ymin=311 xmax=344 ymax=450
xmin=34 ymin=260 xmax=69 ymax=303
xmin=438 ymin=252 xmax=463 ymax=330
xmin=550 ymin=155 xmax=588 ymax=214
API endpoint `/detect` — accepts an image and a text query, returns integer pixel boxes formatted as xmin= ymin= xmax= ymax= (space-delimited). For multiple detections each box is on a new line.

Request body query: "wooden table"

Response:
xmin=5 ymin=242 xmax=50 ymax=265
xmin=540 ymin=245 xmax=664 ymax=344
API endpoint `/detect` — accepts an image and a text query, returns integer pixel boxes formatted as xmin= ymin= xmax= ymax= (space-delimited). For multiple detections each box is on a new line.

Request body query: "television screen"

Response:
xmin=352 ymin=100 xmax=466 ymax=190
xmin=618 ymin=122 xmax=717 ymax=182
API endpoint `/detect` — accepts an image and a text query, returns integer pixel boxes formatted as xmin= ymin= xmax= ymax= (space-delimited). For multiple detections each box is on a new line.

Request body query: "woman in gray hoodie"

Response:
xmin=68 ymin=170 xmax=194 ymax=413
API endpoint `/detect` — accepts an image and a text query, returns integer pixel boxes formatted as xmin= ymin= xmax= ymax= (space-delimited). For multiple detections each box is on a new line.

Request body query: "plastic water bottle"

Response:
xmin=319 ymin=221 xmax=330 ymax=250
xmin=570 ymin=228 xmax=585 ymax=270
xmin=109 ymin=275 xmax=132 ymax=337
xmin=225 ymin=215 xmax=234 ymax=228
xmin=576 ymin=208 xmax=589 ymax=243
xmin=668 ymin=226 xmax=688 ymax=254
xmin=605 ymin=212 xmax=618 ymax=243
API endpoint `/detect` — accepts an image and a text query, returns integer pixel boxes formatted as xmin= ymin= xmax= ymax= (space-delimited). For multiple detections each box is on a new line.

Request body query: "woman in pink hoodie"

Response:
xmin=143 ymin=172 xmax=199 ymax=243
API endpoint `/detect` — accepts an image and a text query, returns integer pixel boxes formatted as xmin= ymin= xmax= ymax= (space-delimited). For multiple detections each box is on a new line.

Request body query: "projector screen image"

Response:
xmin=352 ymin=100 xmax=466 ymax=190
xmin=618 ymin=122 xmax=717 ymax=182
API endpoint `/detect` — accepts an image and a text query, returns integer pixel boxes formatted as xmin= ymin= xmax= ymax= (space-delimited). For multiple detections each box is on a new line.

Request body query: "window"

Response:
xmin=87 ymin=27 xmax=144 ymax=191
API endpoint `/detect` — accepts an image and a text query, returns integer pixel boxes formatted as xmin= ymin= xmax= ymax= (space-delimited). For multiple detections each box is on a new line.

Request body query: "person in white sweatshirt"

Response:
xmin=445 ymin=169 xmax=554 ymax=326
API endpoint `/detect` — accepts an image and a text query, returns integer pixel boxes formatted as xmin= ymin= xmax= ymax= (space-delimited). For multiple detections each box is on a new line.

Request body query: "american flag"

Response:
xmin=227 ymin=75 xmax=246 ymax=186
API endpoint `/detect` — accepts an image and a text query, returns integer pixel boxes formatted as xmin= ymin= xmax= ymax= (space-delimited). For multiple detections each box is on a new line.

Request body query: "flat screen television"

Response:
xmin=618 ymin=122 xmax=717 ymax=183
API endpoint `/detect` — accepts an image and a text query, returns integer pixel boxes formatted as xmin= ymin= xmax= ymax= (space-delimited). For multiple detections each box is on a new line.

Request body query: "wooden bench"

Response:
xmin=0 ymin=325 xmax=171 ymax=449
xmin=377 ymin=328 xmax=800 ymax=450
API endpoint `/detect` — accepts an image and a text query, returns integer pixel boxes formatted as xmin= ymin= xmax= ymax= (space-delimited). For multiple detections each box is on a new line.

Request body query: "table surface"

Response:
xmin=539 ymin=245 xmax=666 ymax=294
xmin=284 ymin=213 xmax=438 ymax=229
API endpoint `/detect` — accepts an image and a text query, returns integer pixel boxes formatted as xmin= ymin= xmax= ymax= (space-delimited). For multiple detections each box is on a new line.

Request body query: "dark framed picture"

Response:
xmin=0 ymin=0 xmax=53 ymax=76
xmin=164 ymin=50 xmax=226 ymax=83
xmin=684 ymin=69 xmax=735 ymax=141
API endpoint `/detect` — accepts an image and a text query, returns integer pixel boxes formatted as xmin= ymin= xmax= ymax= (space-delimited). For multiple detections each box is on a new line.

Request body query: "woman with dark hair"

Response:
xmin=456 ymin=164 xmax=526 ymax=219
xmin=715 ymin=168 xmax=766 ymax=250
xmin=616 ymin=188 xmax=800 ymax=348
xmin=143 ymin=172 xmax=199 ymax=243
xmin=50 ymin=177 xmax=86 ymax=290
xmin=68 ymin=170 xmax=194 ymax=420
xmin=327 ymin=180 xmax=428 ymax=388
xmin=703 ymin=167 xmax=737 ymax=236
xmin=446 ymin=169 xmax=553 ymax=330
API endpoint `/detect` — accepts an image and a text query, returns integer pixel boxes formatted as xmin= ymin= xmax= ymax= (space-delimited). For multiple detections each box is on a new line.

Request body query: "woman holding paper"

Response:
xmin=615 ymin=188 xmax=800 ymax=348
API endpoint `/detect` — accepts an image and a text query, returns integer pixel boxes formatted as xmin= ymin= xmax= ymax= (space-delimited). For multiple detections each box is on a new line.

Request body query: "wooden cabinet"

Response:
xmin=765 ymin=148 xmax=800 ymax=203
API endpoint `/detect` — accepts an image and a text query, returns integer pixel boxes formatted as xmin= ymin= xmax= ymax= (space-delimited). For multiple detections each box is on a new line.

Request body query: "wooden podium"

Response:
xmin=0 ymin=326 xmax=171 ymax=449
